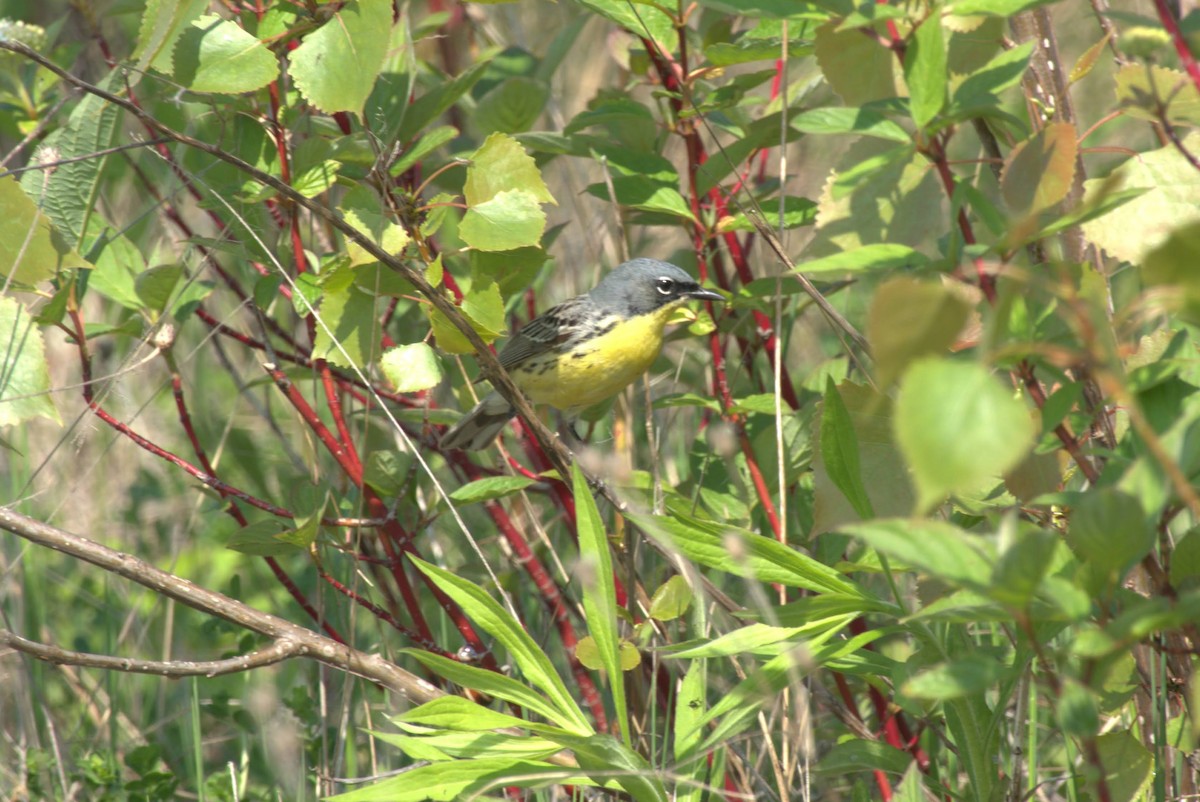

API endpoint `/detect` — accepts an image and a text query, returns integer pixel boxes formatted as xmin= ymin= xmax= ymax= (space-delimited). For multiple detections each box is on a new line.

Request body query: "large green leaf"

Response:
xmin=464 ymin=133 xmax=555 ymax=206
xmin=20 ymin=71 xmax=122 ymax=250
xmin=814 ymin=20 xmax=896 ymax=106
xmin=173 ymin=15 xmax=279 ymax=93
xmin=1082 ymin=134 xmax=1200 ymax=264
xmin=379 ymin=342 xmax=443 ymax=393
xmin=867 ymin=277 xmax=971 ymax=387
xmin=289 ymin=0 xmax=392 ymax=115
xmin=894 ymin=358 xmax=1035 ymax=510
xmin=0 ymin=296 xmax=61 ymax=427
xmin=1116 ymin=64 xmax=1200 ymax=127
xmin=1001 ymin=122 xmax=1078 ymax=219
xmin=0 ymin=177 xmax=89 ymax=286
xmin=808 ymin=139 xmax=946 ymax=256
xmin=812 ymin=383 xmax=916 ymax=535
xmin=460 ymin=189 xmax=548 ymax=251
xmin=313 ymin=284 xmax=381 ymax=368
xmin=132 ymin=0 xmax=209 ymax=75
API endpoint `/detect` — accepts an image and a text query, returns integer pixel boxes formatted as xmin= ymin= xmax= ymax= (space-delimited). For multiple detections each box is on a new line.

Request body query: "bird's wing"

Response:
xmin=498 ymin=295 xmax=594 ymax=370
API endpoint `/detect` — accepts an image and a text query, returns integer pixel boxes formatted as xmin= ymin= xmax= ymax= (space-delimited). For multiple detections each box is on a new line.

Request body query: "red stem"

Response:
xmin=1153 ymin=0 xmax=1200 ymax=94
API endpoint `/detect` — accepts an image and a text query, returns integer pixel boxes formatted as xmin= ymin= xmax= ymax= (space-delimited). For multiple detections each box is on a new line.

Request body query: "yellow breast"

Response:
xmin=511 ymin=305 xmax=680 ymax=413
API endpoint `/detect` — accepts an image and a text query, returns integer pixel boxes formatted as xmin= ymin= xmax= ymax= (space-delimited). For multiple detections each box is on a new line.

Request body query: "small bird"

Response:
xmin=441 ymin=258 xmax=725 ymax=451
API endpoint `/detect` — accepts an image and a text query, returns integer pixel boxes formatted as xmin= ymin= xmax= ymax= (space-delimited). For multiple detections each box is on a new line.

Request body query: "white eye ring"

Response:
xmin=655 ymin=277 xmax=675 ymax=295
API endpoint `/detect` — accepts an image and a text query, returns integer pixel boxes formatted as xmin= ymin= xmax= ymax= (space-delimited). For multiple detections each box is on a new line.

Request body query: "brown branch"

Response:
xmin=0 ymin=506 xmax=438 ymax=701
xmin=1 ymin=630 xmax=301 ymax=677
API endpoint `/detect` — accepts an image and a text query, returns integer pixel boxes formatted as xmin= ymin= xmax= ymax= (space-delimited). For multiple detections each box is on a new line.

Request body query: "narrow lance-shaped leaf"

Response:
xmin=820 ymin=377 xmax=874 ymax=520
xmin=411 ymin=557 xmax=593 ymax=734
xmin=572 ymin=463 xmax=630 ymax=744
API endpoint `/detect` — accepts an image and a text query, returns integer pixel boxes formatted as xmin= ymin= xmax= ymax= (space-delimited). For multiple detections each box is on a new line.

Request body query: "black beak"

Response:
xmin=685 ymin=286 xmax=725 ymax=303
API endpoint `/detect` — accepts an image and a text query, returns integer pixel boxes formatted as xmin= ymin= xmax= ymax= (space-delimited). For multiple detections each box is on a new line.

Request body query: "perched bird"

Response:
xmin=441 ymin=258 xmax=724 ymax=451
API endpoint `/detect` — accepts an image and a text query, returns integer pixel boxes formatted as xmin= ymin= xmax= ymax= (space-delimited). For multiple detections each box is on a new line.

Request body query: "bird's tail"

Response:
xmin=440 ymin=391 xmax=515 ymax=451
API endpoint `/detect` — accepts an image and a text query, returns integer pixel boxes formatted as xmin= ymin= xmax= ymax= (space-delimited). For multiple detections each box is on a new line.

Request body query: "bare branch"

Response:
xmin=2 ymin=630 xmax=299 ymax=677
xmin=0 ymin=506 xmax=440 ymax=702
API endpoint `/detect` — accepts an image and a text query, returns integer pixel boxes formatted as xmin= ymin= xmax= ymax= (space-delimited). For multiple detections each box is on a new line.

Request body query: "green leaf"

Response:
xmin=948 ymin=0 xmax=1058 ymax=15
xmin=1094 ymin=730 xmax=1153 ymax=802
xmin=396 ymin=696 xmax=530 ymax=733
xmin=584 ymin=176 xmax=694 ymax=221
xmin=133 ymin=265 xmax=183 ymax=315
xmin=716 ymin=197 xmax=817 ymax=232
xmin=705 ymin=36 xmax=810 ymax=66
xmin=1055 ymin=678 xmax=1100 ymax=738
xmin=379 ymin=343 xmax=443 ymax=394
xmin=572 ymin=0 xmax=676 ymax=50
xmin=989 ymin=525 xmax=1058 ymax=606
xmin=474 ymin=76 xmax=549 ymax=134
xmin=398 ymin=59 xmax=491 ymax=144
xmin=0 ymin=296 xmax=61 ymax=427
xmin=460 ymin=189 xmax=548 ymax=251
xmin=1116 ymin=64 xmax=1200 ymax=126
xmin=902 ymin=654 xmax=1011 ymax=700
xmin=816 ymin=738 xmax=912 ymax=776
xmin=225 ymin=520 xmax=300 ymax=556
xmin=648 ymin=575 xmax=693 ymax=621
xmin=448 ymin=475 xmax=537 ymax=505
xmin=1169 ymin=528 xmax=1200 ymax=587
xmin=1066 ymin=489 xmax=1154 ymax=579
xmin=630 ymin=511 xmax=873 ymax=598
xmin=327 ymin=756 xmax=612 ymax=802
xmin=289 ymin=0 xmax=392 ymax=116
xmin=0 ymin=176 xmax=89 ymax=286
xmin=894 ymin=358 xmax=1035 ymax=510
xmin=20 ymin=71 xmax=122 ymax=250
xmin=341 ymin=184 xmax=412 ymax=268
xmin=904 ymin=14 xmax=947 ymax=129
xmin=572 ymin=463 xmax=629 ymax=742
xmin=403 ymin=649 xmax=578 ymax=730
xmin=812 ymin=383 xmax=916 ymax=535
xmin=567 ymin=732 xmax=668 ymax=802
xmin=814 ymin=20 xmax=897 ymax=107
xmin=820 ymin=377 xmax=874 ymax=521
xmin=465 ymin=133 xmax=555 ymax=206
xmin=411 ymin=557 xmax=593 ymax=735
xmin=313 ymin=285 xmax=380 ymax=368
xmin=1001 ymin=122 xmax=1078 ymax=219
xmin=132 ymin=0 xmax=209 ymax=75
xmin=867 ymin=277 xmax=971 ymax=388
xmin=792 ymin=107 xmax=911 ymax=143
xmin=173 ymin=15 xmax=278 ymax=93
xmin=800 ymin=244 xmax=929 ymax=274
xmin=1081 ymin=134 xmax=1200 ymax=264
xmin=1071 ymin=32 xmax=1112 ymax=84
xmin=808 ymin=139 xmax=945 ymax=255
xmin=843 ymin=518 xmax=995 ymax=589
xmin=390 ymin=126 xmax=458 ymax=177
xmin=951 ymin=42 xmax=1034 ymax=108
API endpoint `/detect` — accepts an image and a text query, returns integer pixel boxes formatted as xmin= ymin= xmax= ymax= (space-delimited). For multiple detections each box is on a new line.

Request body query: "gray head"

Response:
xmin=588 ymin=258 xmax=724 ymax=316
